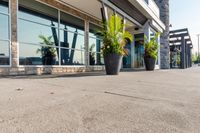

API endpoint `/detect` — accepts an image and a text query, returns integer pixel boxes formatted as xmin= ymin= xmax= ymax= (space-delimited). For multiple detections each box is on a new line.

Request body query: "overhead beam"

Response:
xmin=170 ymin=33 xmax=189 ymax=38
xmin=169 ymin=28 xmax=188 ymax=34
xmin=170 ymin=39 xmax=190 ymax=44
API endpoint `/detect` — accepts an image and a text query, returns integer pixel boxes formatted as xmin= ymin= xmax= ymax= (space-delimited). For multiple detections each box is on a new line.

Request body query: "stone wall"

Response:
xmin=155 ymin=0 xmax=170 ymax=69
xmin=0 ymin=66 xmax=105 ymax=76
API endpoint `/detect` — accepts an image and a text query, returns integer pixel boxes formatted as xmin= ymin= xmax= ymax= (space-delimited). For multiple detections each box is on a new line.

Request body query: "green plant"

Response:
xmin=37 ymin=35 xmax=56 ymax=57
xmin=192 ymin=52 xmax=200 ymax=64
xmin=144 ymin=32 xmax=160 ymax=59
xmin=99 ymin=15 xmax=133 ymax=56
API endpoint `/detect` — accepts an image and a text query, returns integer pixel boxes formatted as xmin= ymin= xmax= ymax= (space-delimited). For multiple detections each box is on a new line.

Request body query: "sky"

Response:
xmin=170 ymin=0 xmax=200 ymax=54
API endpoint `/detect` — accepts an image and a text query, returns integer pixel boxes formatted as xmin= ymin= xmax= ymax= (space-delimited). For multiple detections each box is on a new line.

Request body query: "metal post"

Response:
xmin=181 ymin=36 xmax=185 ymax=69
xmin=198 ymin=34 xmax=200 ymax=66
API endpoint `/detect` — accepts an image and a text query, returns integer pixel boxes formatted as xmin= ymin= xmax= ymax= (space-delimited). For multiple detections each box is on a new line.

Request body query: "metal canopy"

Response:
xmin=169 ymin=28 xmax=193 ymax=46
xmin=169 ymin=28 xmax=193 ymax=69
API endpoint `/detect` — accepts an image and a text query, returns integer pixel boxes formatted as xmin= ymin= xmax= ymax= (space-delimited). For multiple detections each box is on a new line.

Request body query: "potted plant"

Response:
xmin=100 ymin=15 xmax=133 ymax=75
xmin=144 ymin=32 xmax=160 ymax=71
xmin=37 ymin=35 xmax=57 ymax=65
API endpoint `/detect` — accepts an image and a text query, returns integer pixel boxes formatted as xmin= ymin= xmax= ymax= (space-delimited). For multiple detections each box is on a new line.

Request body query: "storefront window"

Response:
xmin=18 ymin=0 xmax=85 ymax=66
xmin=0 ymin=0 xmax=10 ymax=65
xmin=0 ymin=0 xmax=8 ymax=13
xmin=19 ymin=43 xmax=59 ymax=65
xmin=89 ymin=23 xmax=104 ymax=65
xmin=60 ymin=11 xmax=85 ymax=65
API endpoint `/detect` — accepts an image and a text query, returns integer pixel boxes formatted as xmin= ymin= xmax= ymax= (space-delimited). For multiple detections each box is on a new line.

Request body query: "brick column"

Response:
xmin=155 ymin=0 xmax=170 ymax=69
xmin=10 ymin=0 xmax=18 ymax=67
xmin=84 ymin=20 xmax=89 ymax=67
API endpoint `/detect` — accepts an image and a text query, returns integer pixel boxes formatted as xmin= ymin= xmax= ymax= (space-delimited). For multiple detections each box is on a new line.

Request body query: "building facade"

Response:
xmin=0 ymin=0 xmax=165 ymax=75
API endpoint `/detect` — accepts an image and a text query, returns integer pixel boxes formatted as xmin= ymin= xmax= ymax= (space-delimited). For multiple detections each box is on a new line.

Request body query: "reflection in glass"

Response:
xmin=61 ymin=48 xmax=85 ymax=65
xmin=0 ymin=41 xmax=9 ymax=65
xmin=89 ymin=51 xmax=104 ymax=65
xmin=19 ymin=43 xmax=59 ymax=65
xmin=19 ymin=19 xmax=58 ymax=45
xmin=60 ymin=11 xmax=84 ymax=35
xmin=60 ymin=29 xmax=84 ymax=50
xmin=0 ymin=14 xmax=9 ymax=40
xmin=18 ymin=0 xmax=58 ymax=26
xmin=18 ymin=0 xmax=59 ymax=46
xmin=89 ymin=23 xmax=103 ymax=65
xmin=123 ymin=41 xmax=132 ymax=68
xmin=18 ymin=0 xmax=86 ymax=66
xmin=0 ymin=0 xmax=9 ymax=14
xmin=134 ymin=34 xmax=145 ymax=68
xmin=89 ymin=37 xmax=102 ymax=52
xmin=89 ymin=38 xmax=103 ymax=65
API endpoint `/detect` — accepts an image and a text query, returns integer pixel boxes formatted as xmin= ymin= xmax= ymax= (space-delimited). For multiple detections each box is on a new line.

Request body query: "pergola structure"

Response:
xmin=169 ymin=28 xmax=193 ymax=69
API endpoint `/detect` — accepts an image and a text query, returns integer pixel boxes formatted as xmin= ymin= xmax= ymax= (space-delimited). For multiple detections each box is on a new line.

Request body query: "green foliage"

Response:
xmin=144 ymin=32 xmax=160 ymax=59
xmin=99 ymin=15 xmax=133 ymax=56
xmin=37 ymin=35 xmax=56 ymax=57
xmin=192 ymin=52 xmax=200 ymax=63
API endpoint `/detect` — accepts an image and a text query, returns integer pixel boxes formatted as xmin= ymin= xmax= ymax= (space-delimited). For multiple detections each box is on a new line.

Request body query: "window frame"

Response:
xmin=17 ymin=0 xmax=87 ymax=67
xmin=0 ymin=0 xmax=11 ymax=67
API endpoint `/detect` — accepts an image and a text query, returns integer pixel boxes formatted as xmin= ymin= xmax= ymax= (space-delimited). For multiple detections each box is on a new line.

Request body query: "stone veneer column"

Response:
xmin=10 ymin=0 xmax=18 ymax=68
xmin=84 ymin=20 xmax=89 ymax=67
xmin=155 ymin=0 xmax=170 ymax=69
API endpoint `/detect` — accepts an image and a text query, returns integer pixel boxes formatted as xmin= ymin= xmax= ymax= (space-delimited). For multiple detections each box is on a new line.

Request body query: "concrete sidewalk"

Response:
xmin=0 ymin=68 xmax=200 ymax=133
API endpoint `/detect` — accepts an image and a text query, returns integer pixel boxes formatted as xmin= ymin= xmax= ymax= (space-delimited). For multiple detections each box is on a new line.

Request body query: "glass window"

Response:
xmin=18 ymin=0 xmax=87 ymax=66
xmin=61 ymin=48 xmax=85 ymax=65
xmin=60 ymin=11 xmax=84 ymax=35
xmin=18 ymin=0 xmax=60 ymax=66
xmin=0 ymin=0 xmax=9 ymax=66
xmin=18 ymin=0 xmax=58 ymax=45
xmin=60 ymin=30 xmax=84 ymax=50
xmin=18 ymin=0 xmax=58 ymax=25
xmin=60 ymin=11 xmax=85 ymax=66
xmin=89 ymin=23 xmax=104 ymax=65
xmin=0 ymin=40 xmax=9 ymax=65
xmin=0 ymin=0 xmax=9 ymax=14
xmin=0 ymin=13 xmax=9 ymax=40
xmin=19 ymin=43 xmax=59 ymax=65
xmin=18 ymin=19 xmax=58 ymax=45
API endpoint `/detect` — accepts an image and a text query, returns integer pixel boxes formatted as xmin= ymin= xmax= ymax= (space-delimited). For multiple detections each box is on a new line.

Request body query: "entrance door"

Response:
xmin=123 ymin=41 xmax=131 ymax=68
xmin=134 ymin=34 xmax=145 ymax=69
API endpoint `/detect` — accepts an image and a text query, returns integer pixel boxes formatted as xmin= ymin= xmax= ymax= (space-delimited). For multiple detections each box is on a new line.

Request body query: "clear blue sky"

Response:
xmin=170 ymin=0 xmax=200 ymax=54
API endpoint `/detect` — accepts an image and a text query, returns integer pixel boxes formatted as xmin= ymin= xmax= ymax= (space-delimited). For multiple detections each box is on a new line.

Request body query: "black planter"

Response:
xmin=144 ymin=57 xmax=156 ymax=71
xmin=104 ymin=53 xmax=122 ymax=75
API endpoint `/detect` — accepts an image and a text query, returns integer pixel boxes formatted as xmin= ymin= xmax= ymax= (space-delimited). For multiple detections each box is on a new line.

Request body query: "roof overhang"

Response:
xmin=57 ymin=0 xmax=165 ymax=32
xmin=128 ymin=0 xmax=165 ymax=32
xmin=57 ymin=0 xmax=102 ymax=21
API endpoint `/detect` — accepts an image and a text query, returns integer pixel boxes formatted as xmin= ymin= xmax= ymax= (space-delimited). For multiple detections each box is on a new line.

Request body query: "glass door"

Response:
xmin=134 ymin=34 xmax=145 ymax=69
xmin=123 ymin=41 xmax=132 ymax=68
